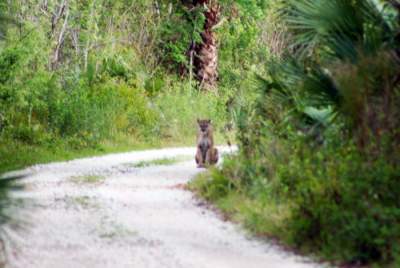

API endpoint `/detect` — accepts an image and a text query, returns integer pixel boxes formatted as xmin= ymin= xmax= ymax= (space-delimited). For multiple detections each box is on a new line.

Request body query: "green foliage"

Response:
xmin=189 ymin=168 xmax=235 ymax=202
xmin=284 ymin=0 xmax=397 ymax=61
xmin=283 ymin=147 xmax=400 ymax=263
xmin=158 ymin=3 xmax=205 ymax=71
xmin=154 ymin=84 xmax=228 ymax=141
xmin=0 ymin=173 xmax=24 ymax=263
xmin=1 ymin=0 xmax=263 ymax=155
xmin=0 ymin=174 xmax=23 ymax=223
xmin=0 ymin=2 xmax=13 ymax=40
xmin=0 ymin=1 xmax=266 ymax=262
xmin=190 ymin=0 xmax=400 ymax=266
xmin=130 ymin=155 xmax=191 ymax=168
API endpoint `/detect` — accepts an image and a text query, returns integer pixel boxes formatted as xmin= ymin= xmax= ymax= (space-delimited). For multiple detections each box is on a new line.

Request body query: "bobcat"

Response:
xmin=195 ymin=119 xmax=219 ymax=168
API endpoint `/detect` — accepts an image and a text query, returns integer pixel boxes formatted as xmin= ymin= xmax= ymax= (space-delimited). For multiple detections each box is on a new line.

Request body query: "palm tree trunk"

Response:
xmin=192 ymin=0 xmax=220 ymax=90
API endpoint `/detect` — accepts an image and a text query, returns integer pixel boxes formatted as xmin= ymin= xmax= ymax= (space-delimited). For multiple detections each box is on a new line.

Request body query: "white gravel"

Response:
xmin=4 ymin=146 xmax=322 ymax=268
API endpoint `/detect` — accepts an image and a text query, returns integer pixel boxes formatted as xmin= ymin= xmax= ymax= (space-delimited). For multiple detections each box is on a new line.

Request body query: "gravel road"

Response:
xmin=4 ymin=147 xmax=321 ymax=268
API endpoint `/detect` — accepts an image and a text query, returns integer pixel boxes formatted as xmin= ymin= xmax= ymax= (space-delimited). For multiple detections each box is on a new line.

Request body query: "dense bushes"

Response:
xmin=0 ymin=33 xmax=157 ymax=147
xmin=200 ymin=134 xmax=399 ymax=264
xmin=0 ymin=57 xmax=225 ymax=148
xmin=192 ymin=0 xmax=400 ymax=266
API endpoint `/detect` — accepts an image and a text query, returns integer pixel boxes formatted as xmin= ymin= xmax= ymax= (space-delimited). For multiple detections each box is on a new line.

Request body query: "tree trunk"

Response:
xmin=192 ymin=0 xmax=220 ymax=90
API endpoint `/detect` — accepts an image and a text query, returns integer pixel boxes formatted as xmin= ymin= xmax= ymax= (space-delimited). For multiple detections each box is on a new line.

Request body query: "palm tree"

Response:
xmin=259 ymin=0 xmax=399 ymax=147
xmin=191 ymin=0 xmax=220 ymax=90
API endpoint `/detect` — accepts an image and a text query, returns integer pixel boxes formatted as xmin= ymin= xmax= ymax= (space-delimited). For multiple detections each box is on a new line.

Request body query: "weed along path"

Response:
xmin=7 ymin=147 xmax=319 ymax=268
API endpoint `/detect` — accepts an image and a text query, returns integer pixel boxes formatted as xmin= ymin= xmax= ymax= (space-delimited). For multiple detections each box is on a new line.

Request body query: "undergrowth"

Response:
xmin=190 ymin=137 xmax=400 ymax=267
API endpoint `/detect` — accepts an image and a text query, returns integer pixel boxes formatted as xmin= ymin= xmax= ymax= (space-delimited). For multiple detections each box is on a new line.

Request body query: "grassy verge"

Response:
xmin=128 ymin=155 xmax=193 ymax=168
xmin=189 ymin=151 xmax=400 ymax=267
xmin=0 ymin=131 xmax=229 ymax=174
xmin=188 ymin=170 xmax=291 ymax=239
xmin=0 ymin=136 xmax=188 ymax=174
xmin=70 ymin=175 xmax=106 ymax=184
xmin=188 ymin=170 xmax=332 ymax=265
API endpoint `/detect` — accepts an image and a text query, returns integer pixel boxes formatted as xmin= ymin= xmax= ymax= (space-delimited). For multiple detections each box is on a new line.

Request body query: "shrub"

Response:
xmin=213 ymin=121 xmax=400 ymax=264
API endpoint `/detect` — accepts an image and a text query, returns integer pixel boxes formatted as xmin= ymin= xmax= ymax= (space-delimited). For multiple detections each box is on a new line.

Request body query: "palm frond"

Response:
xmin=303 ymin=106 xmax=336 ymax=127
xmin=0 ymin=175 xmax=24 ymax=225
xmin=256 ymin=59 xmax=341 ymax=129
xmin=284 ymin=0 xmax=396 ymax=62
xmin=301 ymin=67 xmax=341 ymax=108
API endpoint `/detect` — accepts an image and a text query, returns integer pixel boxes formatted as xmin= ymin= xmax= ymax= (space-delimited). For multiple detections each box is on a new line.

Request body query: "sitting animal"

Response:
xmin=195 ymin=119 xmax=219 ymax=168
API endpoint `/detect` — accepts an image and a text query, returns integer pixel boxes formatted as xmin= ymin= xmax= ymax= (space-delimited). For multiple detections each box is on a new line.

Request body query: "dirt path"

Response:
xmin=5 ymin=147 xmax=320 ymax=268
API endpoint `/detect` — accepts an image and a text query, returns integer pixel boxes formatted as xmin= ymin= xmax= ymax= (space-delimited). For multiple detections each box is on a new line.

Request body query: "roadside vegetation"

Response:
xmin=130 ymin=155 xmax=192 ymax=168
xmin=71 ymin=174 xmax=105 ymax=184
xmin=191 ymin=0 xmax=400 ymax=266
